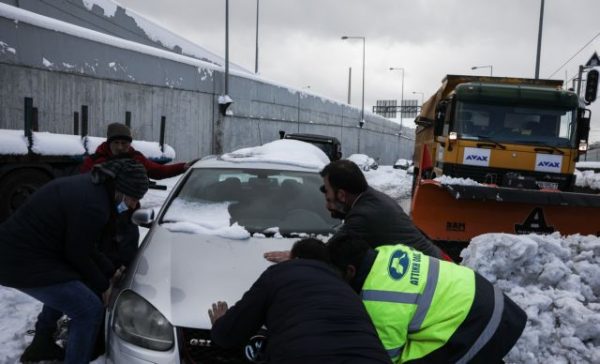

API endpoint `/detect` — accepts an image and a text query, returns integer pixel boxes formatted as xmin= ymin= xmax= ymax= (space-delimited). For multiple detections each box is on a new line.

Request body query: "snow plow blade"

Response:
xmin=411 ymin=180 xmax=600 ymax=243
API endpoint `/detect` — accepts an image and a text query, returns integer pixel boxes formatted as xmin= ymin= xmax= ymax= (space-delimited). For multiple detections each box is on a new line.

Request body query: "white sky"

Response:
xmin=116 ymin=0 xmax=600 ymax=140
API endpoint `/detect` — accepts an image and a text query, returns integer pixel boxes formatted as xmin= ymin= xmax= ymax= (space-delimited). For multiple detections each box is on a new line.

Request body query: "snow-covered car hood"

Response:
xmin=126 ymin=224 xmax=296 ymax=329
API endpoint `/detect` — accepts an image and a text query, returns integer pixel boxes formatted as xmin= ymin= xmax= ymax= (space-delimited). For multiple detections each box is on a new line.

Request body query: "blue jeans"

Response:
xmin=20 ymin=280 xmax=104 ymax=364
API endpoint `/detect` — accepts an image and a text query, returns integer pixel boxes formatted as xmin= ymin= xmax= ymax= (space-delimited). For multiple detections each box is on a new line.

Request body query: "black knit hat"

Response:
xmin=92 ymin=159 xmax=149 ymax=199
xmin=107 ymin=123 xmax=132 ymax=143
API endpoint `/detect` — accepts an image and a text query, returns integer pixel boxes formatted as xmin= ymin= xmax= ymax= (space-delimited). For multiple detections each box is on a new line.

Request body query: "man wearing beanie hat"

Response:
xmin=80 ymin=122 xmax=193 ymax=179
xmin=0 ymin=159 xmax=148 ymax=363
xmin=81 ymin=123 xmax=189 ymax=269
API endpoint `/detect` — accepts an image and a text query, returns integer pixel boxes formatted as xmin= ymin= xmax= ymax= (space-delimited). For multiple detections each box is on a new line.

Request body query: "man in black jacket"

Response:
xmin=320 ymin=160 xmax=442 ymax=258
xmin=209 ymin=238 xmax=391 ymax=364
xmin=265 ymin=160 xmax=444 ymax=262
xmin=0 ymin=159 xmax=148 ymax=364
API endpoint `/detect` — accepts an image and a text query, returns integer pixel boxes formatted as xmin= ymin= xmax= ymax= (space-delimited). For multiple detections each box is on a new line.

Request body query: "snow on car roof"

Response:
xmin=220 ymin=139 xmax=330 ymax=170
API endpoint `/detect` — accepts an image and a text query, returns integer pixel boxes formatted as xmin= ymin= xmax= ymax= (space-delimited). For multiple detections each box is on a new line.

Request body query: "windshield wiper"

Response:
xmin=476 ymin=136 xmax=506 ymax=150
xmin=527 ymin=140 xmax=565 ymax=155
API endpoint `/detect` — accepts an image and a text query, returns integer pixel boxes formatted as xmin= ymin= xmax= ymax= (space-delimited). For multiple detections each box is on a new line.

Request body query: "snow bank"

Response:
xmin=221 ymin=139 xmax=330 ymax=170
xmin=575 ymin=169 xmax=600 ymax=190
xmin=364 ymin=165 xmax=412 ymax=201
xmin=462 ymin=233 xmax=600 ymax=363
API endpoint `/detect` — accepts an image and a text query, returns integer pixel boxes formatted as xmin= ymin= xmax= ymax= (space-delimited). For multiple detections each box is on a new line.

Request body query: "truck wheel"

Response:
xmin=0 ymin=169 xmax=52 ymax=222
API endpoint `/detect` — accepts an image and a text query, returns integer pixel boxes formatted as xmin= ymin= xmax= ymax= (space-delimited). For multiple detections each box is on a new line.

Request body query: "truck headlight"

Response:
xmin=579 ymin=140 xmax=588 ymax=152
xmin=112 ymin=290 xmax=174 ymax=351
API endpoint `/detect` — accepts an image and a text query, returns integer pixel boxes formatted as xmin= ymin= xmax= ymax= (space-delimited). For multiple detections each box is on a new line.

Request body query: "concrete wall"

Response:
xmin=0 ymin=2 xmax=414 ymax=164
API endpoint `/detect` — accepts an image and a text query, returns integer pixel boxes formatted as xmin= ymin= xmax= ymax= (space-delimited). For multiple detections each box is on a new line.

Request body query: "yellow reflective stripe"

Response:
xmin=408 ymin=258 xmax=439 ymax=333
xmin=456 ymin=285 xmax=504 ymax=364
xmin=362 ymin=290 xmax=420 ymax=304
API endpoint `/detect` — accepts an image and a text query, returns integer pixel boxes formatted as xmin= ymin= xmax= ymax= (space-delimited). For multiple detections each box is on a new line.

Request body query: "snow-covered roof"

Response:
xmin=0 ymin=2 xmax=397 ymax=126
xmin=221 ymin=139 xmax=330 ymax=170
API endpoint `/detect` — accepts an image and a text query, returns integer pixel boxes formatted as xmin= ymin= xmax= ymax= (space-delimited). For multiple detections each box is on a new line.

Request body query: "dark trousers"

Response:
xmin=20 ymin=280 xmax=104 ymax=364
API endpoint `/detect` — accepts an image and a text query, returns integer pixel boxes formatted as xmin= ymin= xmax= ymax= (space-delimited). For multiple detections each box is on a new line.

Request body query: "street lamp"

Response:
xmin=471 ymin=65 xmax=493 ymax=76
xmin=389 ymin=67 xmax=405 ymax=124
xmin=412 ymin=91 xmax=424 ymax=105
xmin=341 ymin=36 xmax=365 ymax=128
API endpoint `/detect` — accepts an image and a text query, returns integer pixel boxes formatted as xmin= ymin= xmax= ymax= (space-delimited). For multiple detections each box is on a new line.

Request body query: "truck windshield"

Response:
xmin=454 ymin=101 xmax=576 ymax=148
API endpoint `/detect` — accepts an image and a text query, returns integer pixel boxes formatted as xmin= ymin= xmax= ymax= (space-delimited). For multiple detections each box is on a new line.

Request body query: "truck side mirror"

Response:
xmin=576 ymin=108 xmax=591 ymax=154
xmin=433 ymin=101 xmax=448 ymax=137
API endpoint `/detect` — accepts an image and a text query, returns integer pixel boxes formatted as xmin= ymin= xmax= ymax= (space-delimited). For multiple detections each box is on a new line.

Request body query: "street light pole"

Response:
xmin=389 ymin=67 xmax=405 ymax=124
xmin=535 ymin=0 xmax=545 ymax=79
xmin=471 ymin=65 xmax=493 ymax=76
xmin=225 ymin=0 xmax=229 ymax=95
xmin=255 ymin=0 xmax=259 ymax=74
xmin=412 ymin=91 xmax=424 ymax=105
xmin=341 ymin=36 xmax=366 ymax=128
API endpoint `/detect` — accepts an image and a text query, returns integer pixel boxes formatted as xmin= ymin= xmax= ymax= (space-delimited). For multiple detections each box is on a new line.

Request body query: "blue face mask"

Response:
xmin=116 ymin=200 xmax=129 ymax=214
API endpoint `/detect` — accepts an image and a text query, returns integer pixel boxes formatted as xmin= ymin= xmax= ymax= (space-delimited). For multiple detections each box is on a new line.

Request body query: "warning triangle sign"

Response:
xmin=515 ymin=207 xmax=555 ymax=234
xmin=585 ymin=52 xmax=600 ymax=67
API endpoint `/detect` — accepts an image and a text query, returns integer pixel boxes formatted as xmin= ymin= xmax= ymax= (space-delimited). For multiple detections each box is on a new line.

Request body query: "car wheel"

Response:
xmin=0 ymin=169 xmax=52 ymax=222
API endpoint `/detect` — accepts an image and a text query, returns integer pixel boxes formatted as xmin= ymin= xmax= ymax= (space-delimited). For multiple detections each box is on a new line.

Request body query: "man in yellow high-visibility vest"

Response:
xmin=327 ymin=236 xmax=527 ymax=364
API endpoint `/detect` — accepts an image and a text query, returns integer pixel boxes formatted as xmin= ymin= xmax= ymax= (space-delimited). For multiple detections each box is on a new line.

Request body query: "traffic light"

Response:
xmin=585 ymin=69 xmax=599 ymax=103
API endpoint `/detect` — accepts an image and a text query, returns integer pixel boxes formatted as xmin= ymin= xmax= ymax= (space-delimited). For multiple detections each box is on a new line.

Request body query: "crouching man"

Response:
xmin=327 ymin=236 xmax=527 ymax=364
xmin=209 ymin=238 xmax=391 ymax=364
xmin=0 ymin=159 xmax=148 ymax=363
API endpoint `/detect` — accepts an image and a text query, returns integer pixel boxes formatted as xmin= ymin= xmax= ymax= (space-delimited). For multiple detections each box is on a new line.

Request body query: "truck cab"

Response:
xmin=415 ymin=76 xmax=591 ymax=192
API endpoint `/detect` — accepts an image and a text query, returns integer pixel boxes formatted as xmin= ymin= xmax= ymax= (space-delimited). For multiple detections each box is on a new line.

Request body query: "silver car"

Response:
xmin=105 ymin=156 xmax=336 ymax=363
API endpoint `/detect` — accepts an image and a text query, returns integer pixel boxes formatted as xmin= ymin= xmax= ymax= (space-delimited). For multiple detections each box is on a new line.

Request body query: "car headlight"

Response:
xmin=112 ymin=290 xmax=174 ymax=351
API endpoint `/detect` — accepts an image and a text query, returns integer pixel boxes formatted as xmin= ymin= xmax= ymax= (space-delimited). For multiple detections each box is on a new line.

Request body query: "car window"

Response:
xmin=161 ymin=168 xmax=337 ymax=236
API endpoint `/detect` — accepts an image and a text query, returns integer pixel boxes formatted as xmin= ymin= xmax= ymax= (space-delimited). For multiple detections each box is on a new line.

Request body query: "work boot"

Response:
xmin=20 ymin=331 xmax=65 ymax=363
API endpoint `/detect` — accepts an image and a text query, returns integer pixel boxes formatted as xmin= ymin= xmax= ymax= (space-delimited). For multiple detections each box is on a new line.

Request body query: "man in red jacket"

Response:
xmin=81 ymin=123 xmax=193 ymax=267
xmin=80 ymin=122 xmax=192 ymax=179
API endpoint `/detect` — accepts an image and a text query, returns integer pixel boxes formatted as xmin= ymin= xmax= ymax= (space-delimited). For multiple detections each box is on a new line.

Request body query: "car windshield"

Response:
xmin=161 ymin=168 xmax=337 ymax=236
xmin=454 ymin=101 xmax=577 ymax=148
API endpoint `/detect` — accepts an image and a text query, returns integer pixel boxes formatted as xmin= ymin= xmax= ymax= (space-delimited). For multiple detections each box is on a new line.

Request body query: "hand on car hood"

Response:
xmin=127 ymin=225 xmax=297 ymax=329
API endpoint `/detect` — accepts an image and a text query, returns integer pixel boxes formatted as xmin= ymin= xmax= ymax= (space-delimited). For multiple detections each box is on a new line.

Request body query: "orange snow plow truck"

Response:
xmin=411 ymin=74 xmax=600 ymax=259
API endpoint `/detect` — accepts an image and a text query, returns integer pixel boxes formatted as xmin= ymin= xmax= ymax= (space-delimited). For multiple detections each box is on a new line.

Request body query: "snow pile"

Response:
xmin=434 ymin=175 xmax=482 ymax=186
xmin=347 ymin=153 xmax=378 ymax=171
xmin=575 ymin=169 xmax=600 ymax=190
xmin=462 ymin=233 xmax=600 ymax=363
xmin=0 ymin=288 xmax=42 ymax=363
xmin=162 ymin=198 xmax=250 ymax=239
xmin=364 ymin=165 xmax=413 ymax=201
xmin=0 ymin=129 xmax=28 ymax=154
xmin=221 ymin=139 xmax=330 ymax=170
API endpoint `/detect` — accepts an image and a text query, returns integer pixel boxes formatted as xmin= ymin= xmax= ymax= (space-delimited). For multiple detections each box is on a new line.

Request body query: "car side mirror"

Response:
xmin=131 ymin=208 xmax=155 ymax=228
